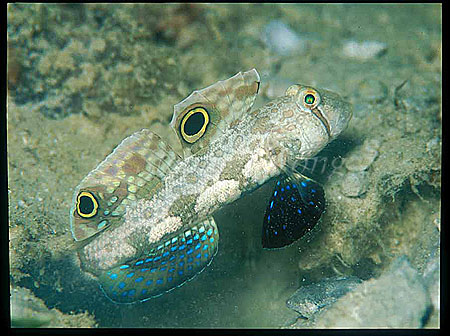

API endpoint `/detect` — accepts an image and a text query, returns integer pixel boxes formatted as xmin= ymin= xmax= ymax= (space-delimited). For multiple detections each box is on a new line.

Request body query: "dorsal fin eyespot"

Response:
xmin=170 ymin=69 xmax=261 ymax=157
xmin=179 ymin=106 xmax=210 ymax=143
xmin=76 ymin=191 xmax=99 ymax=219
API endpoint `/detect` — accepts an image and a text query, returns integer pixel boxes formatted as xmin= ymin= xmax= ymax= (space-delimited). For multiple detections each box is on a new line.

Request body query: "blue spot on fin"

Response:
xmin=262 ymin=172 xmax=325 ymax=249
xmin=98 ymin=217 xmax=219 ymax=304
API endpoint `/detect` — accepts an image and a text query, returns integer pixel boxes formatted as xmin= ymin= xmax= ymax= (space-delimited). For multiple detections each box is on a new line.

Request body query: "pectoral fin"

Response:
xmin=262 ymin=173 xmax=325 ymax=249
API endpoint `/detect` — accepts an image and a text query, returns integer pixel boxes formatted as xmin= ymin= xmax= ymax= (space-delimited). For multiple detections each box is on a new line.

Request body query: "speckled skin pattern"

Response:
xmin=70 ymin=69 xmax=351 ymax=301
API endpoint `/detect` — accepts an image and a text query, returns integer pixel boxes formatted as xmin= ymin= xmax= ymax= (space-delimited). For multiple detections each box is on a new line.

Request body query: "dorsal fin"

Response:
xmin=70 ymin=129 xmax=181 ymax=242
xmin=170 ymin=69 xmax=261 ymax=156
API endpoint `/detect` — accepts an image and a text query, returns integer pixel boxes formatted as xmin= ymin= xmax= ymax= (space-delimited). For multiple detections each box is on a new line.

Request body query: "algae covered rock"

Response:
xmin=286 ymin=276 xmax=362 ymax=319
xmin=314 ymin=256 xmax=432 ymax=328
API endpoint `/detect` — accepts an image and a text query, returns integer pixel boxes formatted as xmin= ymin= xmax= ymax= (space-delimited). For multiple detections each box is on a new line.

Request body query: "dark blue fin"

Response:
xmin=262 ymin=173 xmax=325 ymax=249
xmin=98 ymin=217 xmax=218 ymax=303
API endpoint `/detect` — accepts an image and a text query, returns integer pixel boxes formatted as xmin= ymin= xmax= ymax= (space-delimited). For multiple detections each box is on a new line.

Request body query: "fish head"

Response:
xmin=262 ymin=84 xmax=352 ymax=171
xmin=286 ymin=84 xmax=352 ymax=141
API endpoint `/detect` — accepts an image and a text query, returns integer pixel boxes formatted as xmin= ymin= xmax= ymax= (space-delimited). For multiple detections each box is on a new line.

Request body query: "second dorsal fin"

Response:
xmin=70 ymin=129 xmax=181 ymax=242
xmin=170 ymin=69 xmax=261 ymax=156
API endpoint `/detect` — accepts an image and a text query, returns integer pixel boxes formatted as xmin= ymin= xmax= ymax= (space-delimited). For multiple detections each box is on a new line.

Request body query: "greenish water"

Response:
xmin=8 ymin=4 xmax=440 ymax=328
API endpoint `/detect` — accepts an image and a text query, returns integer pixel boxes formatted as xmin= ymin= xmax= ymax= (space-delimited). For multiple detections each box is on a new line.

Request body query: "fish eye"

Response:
xmin=76 ymin=191 xmax=99 ymax=218
xmin=305 ymin=94 xmax=315 ymax=105
xmin=180 ymin=107 xmax=210 ymax=143
xmin=300 ymin=88 xmax=321 ymax=109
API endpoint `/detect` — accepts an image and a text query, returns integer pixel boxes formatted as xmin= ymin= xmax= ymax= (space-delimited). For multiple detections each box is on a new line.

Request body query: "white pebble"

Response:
xmin=345 ymin=139 xmax=380 ymax=172
xmin=342 ymin=40 xmax=387 ymax=60
xmin=340 ymin=171 xmax=368 ymax=197
xmin=261 ymin=20 xmax=306 ymax=56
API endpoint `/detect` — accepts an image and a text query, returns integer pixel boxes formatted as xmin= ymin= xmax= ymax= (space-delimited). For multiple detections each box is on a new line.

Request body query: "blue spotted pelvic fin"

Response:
xmin=170 ymin=69 xmax=261 ymax=157
xmin=262 ymin=172 xmax=325 ymax=249
xmin=98 ymin=217 xmax=219 ymax=303
xmin=70 ymin=129 xmax=181 ymax=242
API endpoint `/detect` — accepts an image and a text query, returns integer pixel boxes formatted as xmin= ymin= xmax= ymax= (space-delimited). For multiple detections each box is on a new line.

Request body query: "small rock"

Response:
xmin=426 ymin=136 xmax=441 ymax=153
xmin=90 ymin=37 xmax=106 ymax=54
xmin=340 ymin=171 xmax=368 ymax=197
xmin=261 ymin=20 xmax=307 ymax=56
xmin=315 ymin=256 xmax=432 ymax=328
xmin=10 ymin=286 xmax=55 ymax=327
xmin=422 ymin=248 xmax=440 ymax=314
xmin=286 ymin=276 xmax=362 ymax=318
xmin=344 ymin=139 xmax=380 ymax=172
xmin=342 ymin=40 xmax=387 ymax=61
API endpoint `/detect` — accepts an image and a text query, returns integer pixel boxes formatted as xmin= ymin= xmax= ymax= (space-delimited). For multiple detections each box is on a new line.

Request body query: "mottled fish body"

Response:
xmin=70 ymin=69 xmax=352 ymax=303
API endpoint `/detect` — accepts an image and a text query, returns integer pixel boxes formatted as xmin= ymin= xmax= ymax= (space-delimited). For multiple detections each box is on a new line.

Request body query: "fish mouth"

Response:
xmin=311 ymin=107 xmax=331 ymax=138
